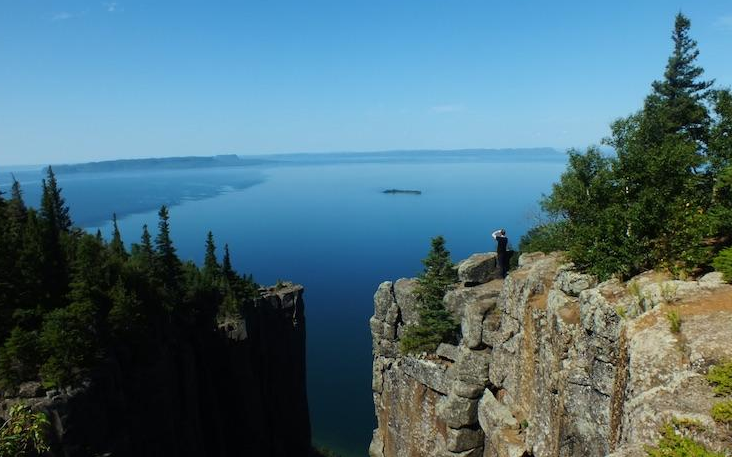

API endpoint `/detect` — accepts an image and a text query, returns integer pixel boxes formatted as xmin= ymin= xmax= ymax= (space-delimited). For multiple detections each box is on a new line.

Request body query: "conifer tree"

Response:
xmin=40 ymin=167 xmax=71 ymax=233
xmin=202 ymin=231 xmax=220 ymax=281
xmin=400 ymin=236 xmax=458 ymax=353
xmin=109 ymin=213 xmax=127 ymax=258
xmin=154 ymin=205 xmax=181 ymax=292
xmin=222 ymin=243 xmax=234 ymax=281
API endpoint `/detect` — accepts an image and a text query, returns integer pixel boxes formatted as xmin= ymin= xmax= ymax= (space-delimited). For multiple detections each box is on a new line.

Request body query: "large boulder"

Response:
xmin=457 ymin=253 xmax=499 ymax=285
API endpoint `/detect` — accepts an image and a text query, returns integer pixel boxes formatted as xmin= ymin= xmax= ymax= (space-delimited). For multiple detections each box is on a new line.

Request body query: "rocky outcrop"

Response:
xmin=370 ymin=253 xmax=732 ymax=457
xmin=0 ymin=284 xmax=311 ymax=457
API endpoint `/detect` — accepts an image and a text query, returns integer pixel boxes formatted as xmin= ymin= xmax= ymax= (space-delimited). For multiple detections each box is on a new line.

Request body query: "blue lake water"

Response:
xmin=1 ymin=152 xmax=566 ymax=456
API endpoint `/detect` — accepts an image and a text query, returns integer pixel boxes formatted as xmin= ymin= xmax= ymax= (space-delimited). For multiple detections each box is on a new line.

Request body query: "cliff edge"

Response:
xmin=1 ymin=283 xmax=311 ymax=457
xmin=369 ymin=252 xmax=732 ymax=457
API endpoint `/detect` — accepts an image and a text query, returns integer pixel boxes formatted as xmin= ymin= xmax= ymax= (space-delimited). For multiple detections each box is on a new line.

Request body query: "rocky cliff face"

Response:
xmin=1 ymin=284 xmax=311 ymax=457
xmin=370 ymin=252 xmax=732 ymax=457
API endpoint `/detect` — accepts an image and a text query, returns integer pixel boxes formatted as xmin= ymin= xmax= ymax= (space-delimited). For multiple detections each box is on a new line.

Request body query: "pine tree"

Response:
xmin=40 ymin=166 xmax=72 ymax=233
xmin=202 ymin=231 xmax=220 ymax=281
xmin=154 ymin=206 xmax=181 ymax=293
xmin=222 ymin=243 xmax=234 ymax=281
xmin=109 ymin=213 xmax=127 ymax=258
xmin=141 ymin=224 xmax=154 ymax=259
xmin=650 ymin=13 xmax=714 ymax=142
xmin=400 ymin=236 xmax=458 ymax=354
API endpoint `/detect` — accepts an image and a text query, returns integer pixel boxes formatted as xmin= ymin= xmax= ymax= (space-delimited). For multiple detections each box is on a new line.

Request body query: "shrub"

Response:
xmin=0 ymin=327 xmax=40 ymax=390
xmin=707 ymin=361 xmax=732 ymax=396
xmin=39 ymin=301 xmax=99 ymax=388
xmin=518 ymin=221 xmax=568 ymax=254
xmin=712 ymin=247 xmax=732 ymax=282
xmin=645 ymin=423 xmax=724 ymax=457
xmin=0 ymin=403 xmax=50 ymax=457
xmin=710 ymin=400 xmax=732 ymax=424
xmin=666 ymin=309 xmax=682 ymax=334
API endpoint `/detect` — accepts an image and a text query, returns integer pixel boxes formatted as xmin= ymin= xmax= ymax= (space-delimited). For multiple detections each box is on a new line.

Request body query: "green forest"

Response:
xmin=0 ymin=167 xmax=259 ymax=391
xmin=521 ymin=13 xmax=732 ymax=281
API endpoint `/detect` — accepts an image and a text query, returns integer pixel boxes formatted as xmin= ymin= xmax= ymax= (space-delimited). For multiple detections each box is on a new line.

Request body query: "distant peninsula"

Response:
xmin=382 ymin=189 xmax=422 ymax=195
xmin=53 ymin=154 xmax=272 ymax=174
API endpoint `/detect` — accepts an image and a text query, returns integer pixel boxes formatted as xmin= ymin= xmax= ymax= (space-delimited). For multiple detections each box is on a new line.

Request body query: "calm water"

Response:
xmin=1 ymin=153 xmax=566 ymax=456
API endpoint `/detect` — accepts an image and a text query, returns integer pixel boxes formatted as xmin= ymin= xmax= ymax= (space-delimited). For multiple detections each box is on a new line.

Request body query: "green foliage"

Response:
xmin=0 ymin=327 xmax=40 ymax=390
xmin=0 ymin=403 xmax=50 ymax=457
xmin=400 ymin=236 xmax=458 ymax=354
xmin=39 ymin=301 xmax=99 ymax=388
xmin=518 ymin=221 xmax=568 ymax=254
xmin=706 ymin=361 xmax=732 ymax=396
xmin=533 ymin=14 xmax=729 ymax=280
xmin=666 ymin=309 xmax=682 ymax=333
xmin=712 ymin=247 xmax=732 ymax=282
xmin=710 ymin=400 xmax=732 ymax=424
xmin=645 ymin=423 xmax=724 ymax=457
xmin=0 ymin=173 xmax=259 ymax=391
xmin=615 ymin=305 xmax=627 ymax=319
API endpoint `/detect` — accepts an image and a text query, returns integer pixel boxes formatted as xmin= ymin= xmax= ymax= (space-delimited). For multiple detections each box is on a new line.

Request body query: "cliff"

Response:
xmin=369 ymin=252 xmax=732 ymax=457
xmin=0 ymin=283 xmax=311 ymax=457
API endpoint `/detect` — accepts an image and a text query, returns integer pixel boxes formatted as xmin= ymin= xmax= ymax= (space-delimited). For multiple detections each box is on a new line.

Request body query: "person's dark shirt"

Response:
xmin=496 ymin=236 xmax=508 ymax=253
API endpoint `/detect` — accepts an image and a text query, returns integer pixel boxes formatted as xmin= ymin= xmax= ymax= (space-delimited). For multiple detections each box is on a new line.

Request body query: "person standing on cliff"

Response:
xmin=492 ymin=228 xmax=509 ymax=278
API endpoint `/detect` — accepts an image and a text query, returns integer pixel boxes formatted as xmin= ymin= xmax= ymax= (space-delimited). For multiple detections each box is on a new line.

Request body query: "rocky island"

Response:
xmin=383 ymin=189 xmax=422 ymax=195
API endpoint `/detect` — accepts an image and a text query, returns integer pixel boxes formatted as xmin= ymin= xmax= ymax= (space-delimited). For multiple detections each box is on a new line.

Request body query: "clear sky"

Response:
xmin=1 ymin=1 xmax=731 ymax=165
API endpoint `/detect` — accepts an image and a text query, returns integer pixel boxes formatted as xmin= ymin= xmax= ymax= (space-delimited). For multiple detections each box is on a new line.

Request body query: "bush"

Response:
xmin=707 ymin=361 xmax=732 ymax=396
xmin=712 ymin=247 xmax=732 ymax=282
xmin=0 ymin=403 xmax=50 ymax=457
xmin=666 ymin=309 xmax=682 ymax=334
xmin=39 ymin=301 xmax=99 ymax=388
xmin=645 ymin=423 xmax=724 ymax=457
xmin=710 ymin=400 xmax=732 ymax=424
xmin=0 ymin=327 xmax=40 ymax=390
xmin=519 ymin=221 xmax=568 ymax=254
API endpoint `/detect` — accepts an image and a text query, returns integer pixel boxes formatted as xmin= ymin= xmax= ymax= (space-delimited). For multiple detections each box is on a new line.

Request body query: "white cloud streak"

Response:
xmin=429 ymin=104 xmax=465 ymax=114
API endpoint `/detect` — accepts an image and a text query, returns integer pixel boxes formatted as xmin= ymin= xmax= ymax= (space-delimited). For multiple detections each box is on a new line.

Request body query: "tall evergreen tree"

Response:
xmin=400 ymin=236 xmax=459 ymax=354
xmin=222 ymin=243 xmax=234 ymax=281
xmin=154 ymin=206 xmax=181 ymax=292
xmin=202 ymin=231 xmax=220 ymax=281
xmin=109 ymin=213 xmax=127 ymax=258
xmin=40 ymin=167 xmax=72 ymax=233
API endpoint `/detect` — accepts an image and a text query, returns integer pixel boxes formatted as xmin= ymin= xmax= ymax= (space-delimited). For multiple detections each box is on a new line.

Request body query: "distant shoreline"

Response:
xmin=13 ymin=147 xmax=565 ymax=175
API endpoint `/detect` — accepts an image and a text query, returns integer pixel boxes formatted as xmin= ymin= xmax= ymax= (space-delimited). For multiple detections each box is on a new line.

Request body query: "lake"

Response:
xmin=1 ymin=151 xmax=567 ymax=456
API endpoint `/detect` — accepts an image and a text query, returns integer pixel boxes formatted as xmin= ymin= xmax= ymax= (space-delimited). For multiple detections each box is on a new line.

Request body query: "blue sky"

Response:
xmin=1 ymin=1 xmax=731 ymax=165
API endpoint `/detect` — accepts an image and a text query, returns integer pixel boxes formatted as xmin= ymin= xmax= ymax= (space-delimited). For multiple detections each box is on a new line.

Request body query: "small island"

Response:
xmin=383 ymin=189 xmax=422 ymax=195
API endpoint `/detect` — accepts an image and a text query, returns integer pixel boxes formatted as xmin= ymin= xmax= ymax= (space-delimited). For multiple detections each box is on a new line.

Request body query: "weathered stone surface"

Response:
xmin=17 ymin=381 xmax=44 ymax=398
xmin=370 ymin=251 xmax=732 ymax=457
xmin=437 ymin=343 xmax=460 ymax=361
xmin=445 ymin=426 xmax=483 ymax=452
xmin=554 ymin=264 xmax=597 ymax=296
xmin=394 ymin=278 xmax=421 ymax=327
xmin=477 ymin=389 xmax=517 ymax=430
xmin=457 ymin=253 xmax=499 ymax=284
xmin=437 ymin=393 xmax=479 ymax=428
xmin=450 ymin=380 xmax=484 ymax=399
xmin=401 ymin=357 xmax=450 ymax=395
xmin=454 ymin=346 xmax=490 ymax=387
xmin=460 ymin=284 xmax=500 ymax=349
xmin=374 ymin=281 xmax=395 ymax=320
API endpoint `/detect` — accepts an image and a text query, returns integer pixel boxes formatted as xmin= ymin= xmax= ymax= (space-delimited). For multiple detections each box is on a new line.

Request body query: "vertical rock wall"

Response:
xmin=370 ymin=252 xmax=732 ymax=457
xmin=0 ymin=284 xmax=312 ymax=457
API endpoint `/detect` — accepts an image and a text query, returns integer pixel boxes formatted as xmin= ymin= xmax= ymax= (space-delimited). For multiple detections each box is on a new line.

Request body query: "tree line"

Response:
xmin=0 ymin=168 xmax=258 ymax=390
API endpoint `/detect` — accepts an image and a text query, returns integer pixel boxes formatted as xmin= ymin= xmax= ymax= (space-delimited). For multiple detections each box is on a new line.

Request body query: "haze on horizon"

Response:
xmin=1 ymin=0 xmax=731 ymax=166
